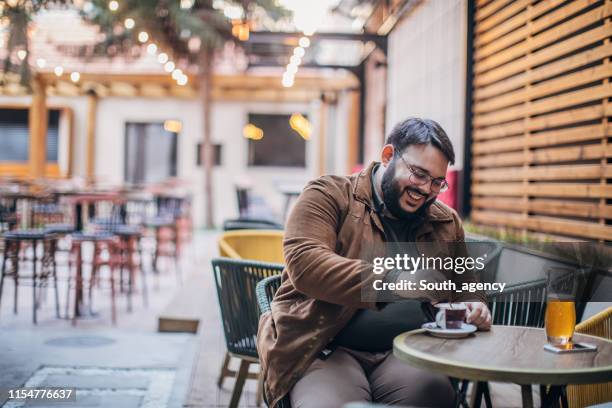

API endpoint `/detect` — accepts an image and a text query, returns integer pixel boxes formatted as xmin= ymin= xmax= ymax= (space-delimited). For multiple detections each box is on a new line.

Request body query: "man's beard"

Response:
xmin=380 ymin=161 xmax=436 ymax=220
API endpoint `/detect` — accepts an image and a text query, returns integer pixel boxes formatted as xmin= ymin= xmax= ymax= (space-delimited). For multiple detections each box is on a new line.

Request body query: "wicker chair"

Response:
xmin=212 ymin=258 xmax=284 ymax=408
xmin=567 ymin=306 xmax=612 ymax=408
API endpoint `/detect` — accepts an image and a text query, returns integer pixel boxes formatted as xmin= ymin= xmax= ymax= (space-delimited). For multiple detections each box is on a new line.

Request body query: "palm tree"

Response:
xmin=80 ymin=0 xmax=288 ymax=228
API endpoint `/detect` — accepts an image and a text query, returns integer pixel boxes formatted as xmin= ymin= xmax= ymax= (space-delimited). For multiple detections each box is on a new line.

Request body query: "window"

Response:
xmin=0 ymin=108 xmax=60 ymax=162
xmin=247 ymin=113 xmax=306 ymax=167
xmin=124 ymin=122 xmax=178 ymax=184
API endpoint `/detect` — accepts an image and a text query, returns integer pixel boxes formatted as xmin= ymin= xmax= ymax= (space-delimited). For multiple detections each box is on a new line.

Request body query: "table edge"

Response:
xmin=393 ymin=328 xmax=612 ymax=385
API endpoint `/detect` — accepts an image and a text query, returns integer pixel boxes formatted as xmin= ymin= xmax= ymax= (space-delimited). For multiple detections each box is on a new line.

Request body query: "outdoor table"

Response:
xmin=393 ymin=325 xmax=612 ymax=408
xmin=60 ymin=191 xmax=123 ymax=319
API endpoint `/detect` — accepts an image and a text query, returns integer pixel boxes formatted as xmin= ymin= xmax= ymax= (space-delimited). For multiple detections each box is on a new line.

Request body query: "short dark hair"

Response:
xmin=386 ymin=117 xmax=455 ymax=165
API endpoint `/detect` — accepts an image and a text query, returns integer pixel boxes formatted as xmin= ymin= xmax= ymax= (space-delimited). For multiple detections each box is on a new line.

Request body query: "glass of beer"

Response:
xmin=545 ymin=267 xmax=577 ymax=345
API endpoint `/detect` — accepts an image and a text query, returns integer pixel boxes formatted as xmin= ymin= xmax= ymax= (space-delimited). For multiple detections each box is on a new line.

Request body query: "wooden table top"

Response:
xmin=393 ymin=325 xmax=612 ymax=385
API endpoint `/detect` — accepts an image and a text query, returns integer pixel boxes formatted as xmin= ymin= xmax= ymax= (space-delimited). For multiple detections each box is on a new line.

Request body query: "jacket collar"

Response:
xmin=352 ymin=161 xmax=453 ymax=223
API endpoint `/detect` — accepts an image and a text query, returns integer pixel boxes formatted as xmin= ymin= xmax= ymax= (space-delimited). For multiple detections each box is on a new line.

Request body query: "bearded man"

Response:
xmin=257 ymin=117 xmax=492 ymax=408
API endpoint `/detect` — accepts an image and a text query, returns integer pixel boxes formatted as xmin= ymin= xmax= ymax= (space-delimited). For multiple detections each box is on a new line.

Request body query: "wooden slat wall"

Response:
xmin=470 ymin=0 xmax=612 ymax=241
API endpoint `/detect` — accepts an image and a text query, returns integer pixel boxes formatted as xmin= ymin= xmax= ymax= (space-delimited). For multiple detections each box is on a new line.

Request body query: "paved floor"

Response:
xmin=0 ymin=230 xmax=262 ymax=408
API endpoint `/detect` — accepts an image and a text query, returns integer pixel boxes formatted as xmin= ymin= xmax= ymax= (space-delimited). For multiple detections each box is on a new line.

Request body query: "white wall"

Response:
xmin=386 ymin=0 xmax=467 ymax=169
xmin=1 ymin=92 xmax=348 ymax=228
xmin=94 ymin=97 xmax=319 ymax=227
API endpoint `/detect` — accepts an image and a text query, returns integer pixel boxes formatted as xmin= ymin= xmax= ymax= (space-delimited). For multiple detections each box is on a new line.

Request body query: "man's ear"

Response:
xmin=381 ymin=144 xmax=395 ymax=167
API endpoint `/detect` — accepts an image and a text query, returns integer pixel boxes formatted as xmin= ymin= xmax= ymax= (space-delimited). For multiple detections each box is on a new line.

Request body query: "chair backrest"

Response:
xmin=256 ymin=275 xmax=282 ymax=314
xmin=465 ymin=237 xmax=503 ymax=283
xmin=487 ymin=278 xmax=547 ymax=327
xmin=212 ymin=258 xmax=284 ymax=359
xmin=218 ymin=230 xmax=284 ymax=264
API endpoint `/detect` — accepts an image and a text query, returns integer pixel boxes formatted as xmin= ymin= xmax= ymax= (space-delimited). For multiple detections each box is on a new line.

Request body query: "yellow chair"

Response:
xmin=218 ymin=230 xmax=284 ymax=263
xmin=216 ymin=229 xmax=284 ymax=406
xmin=567 ymin=306 xmax=612 ymax=408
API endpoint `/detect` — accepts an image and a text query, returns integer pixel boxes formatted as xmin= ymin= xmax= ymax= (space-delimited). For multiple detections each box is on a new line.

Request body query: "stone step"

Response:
xmin=157 ymin=271 xmax=206 ymax=333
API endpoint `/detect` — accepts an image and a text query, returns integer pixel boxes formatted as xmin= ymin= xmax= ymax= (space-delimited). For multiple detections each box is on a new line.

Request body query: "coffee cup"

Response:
xmin=435 ymin=303 xmax=467 ymax=329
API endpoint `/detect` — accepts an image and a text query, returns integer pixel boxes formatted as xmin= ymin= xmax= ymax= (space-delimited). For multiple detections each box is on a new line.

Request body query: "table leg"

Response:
xmin=74 ymin=244 xmax=83 ymax=318
xmin=521 ymin=384 xmax=533 ymax=408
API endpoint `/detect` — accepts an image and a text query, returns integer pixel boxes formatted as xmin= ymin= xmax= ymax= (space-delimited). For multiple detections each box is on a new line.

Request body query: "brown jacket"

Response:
xmin=257 ymin=162 xmax=485 ymax=407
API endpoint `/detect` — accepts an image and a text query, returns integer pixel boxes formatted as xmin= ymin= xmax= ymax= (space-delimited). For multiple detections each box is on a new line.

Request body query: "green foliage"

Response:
xmin=1 ymin=0 xmax=72 ymax=88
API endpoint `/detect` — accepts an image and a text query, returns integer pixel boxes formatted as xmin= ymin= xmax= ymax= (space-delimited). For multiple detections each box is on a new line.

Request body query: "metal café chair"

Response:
xmin=212 ymin=258 xmax=284 ymax=408
xmin=255 ymin=274 xmax=289 ymax=408
xmin=453 ymin=279 xmax=548 ymax=408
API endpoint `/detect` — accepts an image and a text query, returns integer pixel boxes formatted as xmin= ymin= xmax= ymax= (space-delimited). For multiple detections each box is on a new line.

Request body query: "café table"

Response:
xmin=393 ymin=325 xmax=612 ymax=408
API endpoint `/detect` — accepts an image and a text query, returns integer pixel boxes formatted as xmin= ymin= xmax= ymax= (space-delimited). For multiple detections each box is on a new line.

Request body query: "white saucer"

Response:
xmin=421 ymin=322 xmax=477 ymax=338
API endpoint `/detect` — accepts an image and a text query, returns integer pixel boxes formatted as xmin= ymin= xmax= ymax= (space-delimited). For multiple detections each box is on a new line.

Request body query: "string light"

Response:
xmin=286 ymin=63 xmax=298 ymax=75
xmin=164 ymin=61 xmax=175 ymax=72
xmin=282 ymin=75 xmax=294 ymax=88
xmin=299 ymin=36 xmax=310 ymax=48
xmin=70 ymin=72 xmax=80 ymax=82
xmin=146 ymin=43 xmax=157 ymax=55
xmin=290 ymin=55 xmax=301 ymax=66
xmin=177 ymin=75 xmax=188 ymax=86
xmin=17 ymin=50 xmax=27 ymax=60
xmin=157 ymin=52 xmax=168 ymax=64
xmin=171 ymin=68 xmax=183 ymax=80
xmin=36 ymin=58 xmax=46 ymax=68
xmin=54 ymin=66 xmax=64 ymax=76
xmin=124 ymin=18 xmax=135 ymax=29
xmin=108 ymin=0 xmax=119 ymax=11
xmin=138 ymin=31 xmax=149 ymax=43
xmin=293 ymin=46 xmax=305 ymax=58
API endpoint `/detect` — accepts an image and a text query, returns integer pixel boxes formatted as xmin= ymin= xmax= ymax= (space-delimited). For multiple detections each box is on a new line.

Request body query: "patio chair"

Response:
xmin=218 ymin=230 xmax=284 ymax=264
xmin=567 ymin=306 xmax=612 ymax=408
xmin=212 ymin=258 xmax=284 ymax=408
xmin=453 ymin=279 xmax=548 ymax=408
xmin=256 ymin=274 xmax=290 ymax=408
xmin=464 ymin=237 xmax=503 ymax=283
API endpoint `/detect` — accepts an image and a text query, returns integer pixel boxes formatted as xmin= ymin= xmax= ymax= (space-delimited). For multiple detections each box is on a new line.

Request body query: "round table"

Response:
xmin=393 ymin=325 xmax=612 ymax=408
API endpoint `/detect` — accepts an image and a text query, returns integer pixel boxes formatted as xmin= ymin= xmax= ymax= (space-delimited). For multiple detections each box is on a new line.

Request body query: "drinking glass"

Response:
xmin=545 ymin=267 xmax=577 ymax=345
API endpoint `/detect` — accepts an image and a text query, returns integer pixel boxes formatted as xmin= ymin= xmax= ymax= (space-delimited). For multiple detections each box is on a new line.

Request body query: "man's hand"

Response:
xmin=466 ymin=302 xmax=491 ymax=331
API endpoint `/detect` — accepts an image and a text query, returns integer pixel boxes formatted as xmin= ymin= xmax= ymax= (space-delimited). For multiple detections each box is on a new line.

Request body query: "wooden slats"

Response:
xmin=473 ymin=164 xmax=612 ymax=181
xmin=470 ymin=0 xmax=612 ymax=241
xmin=475 ymin=25 xmax=610 ymax=87
xmin=474 ymin=42 xmax=612 ymax=101
xmin=471 ymin=211 xmax=612 ymax=241
xmin=475 ymin=4 xmax=612 ymax=74
xmin=472 ymin=183 xmax=612 ymax=198
xmin=472 ymin=197 xmax=612 ymax=219
xmin=473 ymin=144 xmax=612 ymax=167
xmin=473 ymin=124 xmax=609 ymax=154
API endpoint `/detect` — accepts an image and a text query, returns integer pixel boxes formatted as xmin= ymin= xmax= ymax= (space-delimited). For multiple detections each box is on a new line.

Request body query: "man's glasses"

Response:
xmin=395 ymin=153 xmax=449 ymax=193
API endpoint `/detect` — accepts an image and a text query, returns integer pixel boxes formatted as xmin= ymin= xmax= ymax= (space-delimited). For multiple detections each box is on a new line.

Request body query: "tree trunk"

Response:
xmin=199 ymin=46 xmax=215 ymax=229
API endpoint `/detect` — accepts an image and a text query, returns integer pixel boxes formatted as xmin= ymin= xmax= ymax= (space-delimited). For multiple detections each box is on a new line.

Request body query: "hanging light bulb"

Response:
xmin=293 ymin=47 xmax=305 ymax=58
xmin=108 ymin=0 xmax=119 ymax=11
xmin=138 ymin=31 xmax=149 ymax=43
xmin=124 ymin=18 xmax=135 ymax=29
xmin=157 ymin=52 xmax=168 ymax=64
xmin=164 ymin=61 xmax=175 ymax=72
xmin=54 ymin=66 xmax=64 ymax=77
xmin=70 ymin=72 xmax=80 ymax=82
xmin=299 ymin=36 xmax=310 ymax=48
xmin=17 ymin=50 xmax=27 ymax=60
xmin=177 ymin=75 xmax=188 ymax=86
xmin=146 ymin=43 xmax=157 ymax=55
xmin=171 ymin=69 xmax=183 ymax=80
xmin=36 ymin=58 xmax=46 ymax=68
xmin=290 ymin=55 xmax=301 ymax=66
